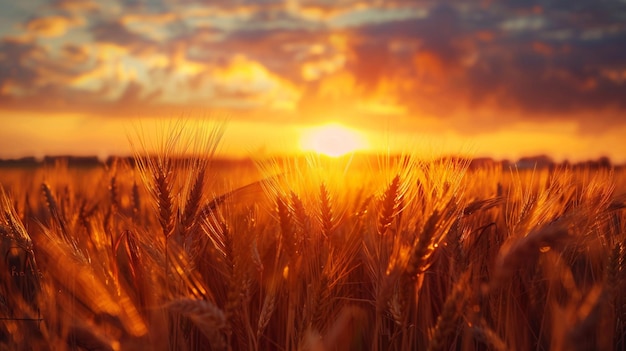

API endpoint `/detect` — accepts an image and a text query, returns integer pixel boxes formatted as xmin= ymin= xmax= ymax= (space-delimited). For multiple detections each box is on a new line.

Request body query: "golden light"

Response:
xmin=300 ymin=123 xmax=369 ymax=157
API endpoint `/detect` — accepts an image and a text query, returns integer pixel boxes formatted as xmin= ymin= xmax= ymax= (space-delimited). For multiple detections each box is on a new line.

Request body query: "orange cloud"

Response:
xmin=317 ymin=71 xmax=358 ymax=99
xmin=25 ymin=15 xmax=83 ymax=37
xmin=212 ymin=55 xmax=301 ymax=111
xmin=121 ymin=12 xmax=178 ymax=25
xmin=61 ymin=44 xmax=90 ymax=63
xmin=53 ymin=0 xmax=99 ymax=12
xmin=120 ymin=13 xmax=180 ymax=41
xmin=414 ymin=51 xmax=446 ymax=82
xmin=291 ymin=2 xmax=366 ymax=21
xmin=531 ymin=41 xmax=554 ymax=56
xmin=301 ymin=53 xmax=346 ymax=81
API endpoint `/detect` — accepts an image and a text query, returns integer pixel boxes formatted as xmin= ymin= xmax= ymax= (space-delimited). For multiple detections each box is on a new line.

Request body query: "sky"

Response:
xmin=0 ymin=0 xmax=625 ymax=162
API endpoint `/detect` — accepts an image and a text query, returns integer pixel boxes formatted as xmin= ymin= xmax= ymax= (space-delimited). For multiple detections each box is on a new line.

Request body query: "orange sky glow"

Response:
xmin=1 ymin=1 xmax=625 ymax=163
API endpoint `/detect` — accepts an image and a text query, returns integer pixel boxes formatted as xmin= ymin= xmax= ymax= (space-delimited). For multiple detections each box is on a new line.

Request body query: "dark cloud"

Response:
xmin=345 ymin=5 xmax=466 ymax=89
xmin=457 ymin=19 xmax=626 ymax=130
xmin=0 ymin=36 xmax=152 ymax=116
xmin=214 ymin=26 xmax=330 ymax=81
xmin=0 ymin=39 xmax=42 ymax=90
xmin=61 ymin=44 xmax=90 ymax=63
xmin=91 ymin=20 xmax=156 ymax=53
xmin=323 ymin=2 xmax=626 ymax=133
xmin=0 ymin=37 xmax=101 ymax=109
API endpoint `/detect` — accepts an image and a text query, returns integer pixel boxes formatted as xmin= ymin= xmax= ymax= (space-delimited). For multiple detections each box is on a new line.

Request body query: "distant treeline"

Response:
xmin=0 ymin=154 xmax=621 ymax=170
xmin=0 ymin=155 xmax=255 ymax=169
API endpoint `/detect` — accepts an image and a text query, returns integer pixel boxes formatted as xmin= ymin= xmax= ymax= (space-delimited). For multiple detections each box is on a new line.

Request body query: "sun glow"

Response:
xmin=300 ymin=123 xmax=368 ymax=157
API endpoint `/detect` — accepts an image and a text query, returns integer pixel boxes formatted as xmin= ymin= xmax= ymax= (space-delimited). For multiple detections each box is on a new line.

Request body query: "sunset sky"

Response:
xmin=1 ymin=0 xmax=625 ymax=162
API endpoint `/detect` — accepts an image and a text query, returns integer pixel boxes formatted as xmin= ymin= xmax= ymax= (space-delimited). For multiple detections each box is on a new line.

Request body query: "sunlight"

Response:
xmin=300 ymin=123 xmax=368 ymax=157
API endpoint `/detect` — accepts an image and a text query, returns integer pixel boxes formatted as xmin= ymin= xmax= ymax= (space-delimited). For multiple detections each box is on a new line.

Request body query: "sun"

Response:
xmin=300 ymin=123 xmax=368 ymax=157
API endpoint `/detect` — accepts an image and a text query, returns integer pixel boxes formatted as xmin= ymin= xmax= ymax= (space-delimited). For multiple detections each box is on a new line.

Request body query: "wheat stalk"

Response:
xmin=469 ymin=318 xmax=507 ymax=351
xmin=427 ymin=270 xmax=470 ymax=351
xmin=167 ymin=298 xmax=227 ymax=350
xmin=492 ymin=220 xmax=570 ymax=288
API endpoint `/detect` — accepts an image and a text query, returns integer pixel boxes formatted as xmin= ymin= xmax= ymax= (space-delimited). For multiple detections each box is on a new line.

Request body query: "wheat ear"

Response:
xmin=319 ymin=183 xmax=334 ymax=239
xmin=492 ymin=221 xmax=570 ymax=288
xmin=378 ymin=174 xmax=401 ymax=236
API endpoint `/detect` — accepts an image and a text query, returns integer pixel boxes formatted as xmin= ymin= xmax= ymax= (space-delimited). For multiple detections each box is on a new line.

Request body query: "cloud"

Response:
xmin=0 ymin=0 xmax=625 ymax=138
xmin=25 ymin=15 xmax=84 ymax=37
xmin=0 ymin=38 xmax=45 ymax=93
xmin=301 ymin=53 xmax=346 ymax=81
xmin=289 ymin=1 xmax=360 ymax=21
xmin=91 ymin=20 xmax=156 ymax=54
xmin=61 ymin=44 xmax=90 ymax=63
xmin=206 ymin=54 xmax=301 ymax=111
xmin=306 ymin=2 xmax=626 ymax=133
xmin=52 ymin=0 xmax=100 ymax=13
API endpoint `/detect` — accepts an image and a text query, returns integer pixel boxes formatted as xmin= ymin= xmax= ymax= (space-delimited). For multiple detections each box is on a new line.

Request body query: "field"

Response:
xmin=1 ymin=127 xmax=625 ymax=350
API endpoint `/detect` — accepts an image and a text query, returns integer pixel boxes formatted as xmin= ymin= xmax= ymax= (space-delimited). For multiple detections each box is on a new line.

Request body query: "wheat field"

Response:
xmin=1 ymin=124 xmax=625 ymax=351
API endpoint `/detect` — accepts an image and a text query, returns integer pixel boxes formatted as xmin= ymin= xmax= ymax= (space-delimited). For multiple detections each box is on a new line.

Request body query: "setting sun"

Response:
xmin=300 ymin=123 xmax=368 ymax=157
